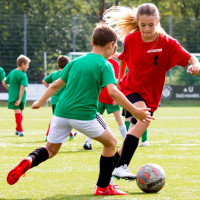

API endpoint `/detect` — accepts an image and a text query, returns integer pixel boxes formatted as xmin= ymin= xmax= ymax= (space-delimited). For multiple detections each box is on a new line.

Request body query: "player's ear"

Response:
xmin=91 ymin=40 xmax=94 ymax=46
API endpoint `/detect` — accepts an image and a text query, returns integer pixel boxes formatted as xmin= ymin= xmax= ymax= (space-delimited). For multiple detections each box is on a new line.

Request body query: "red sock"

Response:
xmin=15 ymin=113 xmax=23 ymax=132
xmin=69 ymin=132 xmax=73 ymax=136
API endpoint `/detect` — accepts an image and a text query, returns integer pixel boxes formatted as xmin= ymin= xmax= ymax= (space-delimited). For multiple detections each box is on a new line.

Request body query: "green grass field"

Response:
xmin=0 ymin=106 xmax=200 ymax=200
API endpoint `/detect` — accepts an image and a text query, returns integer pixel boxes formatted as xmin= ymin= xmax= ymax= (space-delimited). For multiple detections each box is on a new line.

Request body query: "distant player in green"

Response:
xmin=0 ymin=67 xmax=8 ymax=90
xmin=7 ymin=24 xmax=153 ymax=196
xmin=42 ymin=55 xmax=76 ymax=141
xmin=4 ymin=55 xmax=31 ymax=137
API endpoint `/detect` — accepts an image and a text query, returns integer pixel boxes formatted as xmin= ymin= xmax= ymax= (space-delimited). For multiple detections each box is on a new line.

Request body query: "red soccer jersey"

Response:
xmin=99 ymin=59 xmax=119 ymax=104
xmin=118 ymin=31 xmax=191 ymax=112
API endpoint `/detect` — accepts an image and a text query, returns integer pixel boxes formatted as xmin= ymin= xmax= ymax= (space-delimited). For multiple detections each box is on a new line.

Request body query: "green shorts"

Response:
xmin=97 ymin=102 xmax=120 ymax=115
xmin=8 ymin=101 xmax=25 ymax=110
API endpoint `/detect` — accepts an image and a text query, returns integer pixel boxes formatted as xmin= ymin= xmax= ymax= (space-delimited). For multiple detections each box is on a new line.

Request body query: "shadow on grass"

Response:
xmin=41 ymin=192 xmax=151 ymax=200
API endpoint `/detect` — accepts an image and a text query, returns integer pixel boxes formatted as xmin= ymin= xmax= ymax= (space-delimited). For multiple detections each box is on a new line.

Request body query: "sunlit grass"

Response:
xmin=0 ymin=106 xmax=200 ymax=200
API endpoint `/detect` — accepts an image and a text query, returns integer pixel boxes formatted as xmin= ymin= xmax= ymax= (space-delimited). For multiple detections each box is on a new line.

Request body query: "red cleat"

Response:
xmin=7 ymin=157 xmax=32 ymax=185
xmin=94 ymin=184 xmax=126 ymax=195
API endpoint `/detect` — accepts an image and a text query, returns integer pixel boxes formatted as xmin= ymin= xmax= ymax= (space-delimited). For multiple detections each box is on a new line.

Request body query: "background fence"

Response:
xmin=0 ymin=14 xmax=200 ymax=85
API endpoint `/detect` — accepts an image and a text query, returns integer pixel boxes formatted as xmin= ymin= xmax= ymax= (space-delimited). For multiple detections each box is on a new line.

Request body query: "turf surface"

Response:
xmin=0 ymin=106 xmax=200 ymax=199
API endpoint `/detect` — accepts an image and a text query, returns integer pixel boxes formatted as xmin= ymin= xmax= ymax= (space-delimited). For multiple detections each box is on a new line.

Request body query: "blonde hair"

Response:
xmin=103 ymin=3 xmax=166 ymax=41
xmin=17 ymin=55 xmax=31 ymax=67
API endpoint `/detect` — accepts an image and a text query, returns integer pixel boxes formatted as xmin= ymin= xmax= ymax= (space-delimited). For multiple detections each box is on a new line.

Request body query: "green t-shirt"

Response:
xmin=5 ymin=69 xmax=28 ymax=103
xmin=54 ymin=53 xmax=116 ymax=120
xmin=44 ymin=70 xmax=65 ymax=105
xmin=0 ymin=67 xmax=6 ymax=81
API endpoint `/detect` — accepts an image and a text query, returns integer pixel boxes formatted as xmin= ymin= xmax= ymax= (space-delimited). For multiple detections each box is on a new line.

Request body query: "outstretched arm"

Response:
xmin=32 ymin=78 xmax=65 ymax=109
xmin=106 ymin=83 xmax=155 ymax=122
xmin=42 ymin=80 xmax=49 ymax=88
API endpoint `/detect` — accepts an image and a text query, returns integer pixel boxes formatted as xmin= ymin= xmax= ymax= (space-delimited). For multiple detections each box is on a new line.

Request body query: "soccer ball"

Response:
xmin=136 ymin=163 xmax=165 ymax=193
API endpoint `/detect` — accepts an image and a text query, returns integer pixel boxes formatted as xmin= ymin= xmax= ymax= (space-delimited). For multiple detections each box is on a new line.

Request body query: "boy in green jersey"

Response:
xmin=4 ymin=55 xmax=31 ymax=137
xmin=42 ymin=55 xmax=77 ymax=141
xmin=7 ymin=24 xmax=153 ymax=195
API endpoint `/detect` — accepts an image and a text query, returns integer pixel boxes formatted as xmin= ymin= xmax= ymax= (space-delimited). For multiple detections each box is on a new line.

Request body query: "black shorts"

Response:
xmin=122 ymin=93 xmax=153 ymax=124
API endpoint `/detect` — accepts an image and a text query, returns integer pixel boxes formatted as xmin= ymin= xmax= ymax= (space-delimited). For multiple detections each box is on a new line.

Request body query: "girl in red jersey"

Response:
xmin=103 ymin=3 xmax=200 ymax=179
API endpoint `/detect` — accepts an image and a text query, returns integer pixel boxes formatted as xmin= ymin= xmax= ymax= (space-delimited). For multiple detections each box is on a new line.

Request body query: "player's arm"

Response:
xmin=117 ymin=60 xmax=127 ymax=87
xmin=187 ymin=55 xmax=200 ymax=76
xmin=32 ymin=78 xmax=65 ymax=109
xmin=42 ymin=80 xmax=49 ymax=88
xmin=15 ymin=85 xmax=25 ymax=106
xmin=2 ymin=80 xmax=8 ymax=90
xmin=106 ymin=83 xmax=155 ymax=122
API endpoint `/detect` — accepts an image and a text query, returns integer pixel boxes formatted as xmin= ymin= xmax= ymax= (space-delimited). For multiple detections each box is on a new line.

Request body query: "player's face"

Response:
xmin=22 ymin=62 xmax=29 ymax=72
xmin=137 ymin=15 xmax=159 ymax=42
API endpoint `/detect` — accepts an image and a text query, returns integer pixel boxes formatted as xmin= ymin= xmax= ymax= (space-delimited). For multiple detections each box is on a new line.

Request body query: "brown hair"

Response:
xmin=57 ymin=55 xmax=70 ymax=69
xmin=92 ymin=23 xmax=117 ymax=46
xmin=17 ymin=55 xmax=31 ymax=67
xmin=103 ymin=3 xmax=166 ymax=41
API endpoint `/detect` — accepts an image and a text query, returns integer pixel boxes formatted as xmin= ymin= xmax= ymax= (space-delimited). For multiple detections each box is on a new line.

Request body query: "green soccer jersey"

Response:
xmin=0 ymin=67 xmax=6 ymax=81
xmin=44 ymin=71 xmax=65 ymax=105
xmin=54 ymin=53 xmax=116 ymax=120
xmin=5 ymin=69 xmax=28 ymax=103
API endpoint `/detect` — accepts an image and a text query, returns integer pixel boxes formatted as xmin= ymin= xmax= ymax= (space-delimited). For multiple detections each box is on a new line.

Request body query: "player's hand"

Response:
xmin=14 ymin=100 xmax=21 ymax=106
xmin=187 ymin=65 xmax=200 ymax=76
xmin=32 ymin=100 xmax=42 ymax=109
xmin=112 ymin=101 xmax=118 ymax=105
xmin=134 ymin=108 xmax=155 ymax=122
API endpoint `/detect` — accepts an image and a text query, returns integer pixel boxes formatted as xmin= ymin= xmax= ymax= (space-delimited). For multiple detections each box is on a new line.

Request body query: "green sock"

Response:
xmin=141 ymin=129 xmax=148 ymax=142
xmin=125 ymin=121 xmax=130 ymax=131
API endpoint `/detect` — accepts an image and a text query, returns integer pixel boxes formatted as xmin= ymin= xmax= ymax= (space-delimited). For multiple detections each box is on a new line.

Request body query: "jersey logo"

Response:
xmin=147 ymin=48 xmax=162 ymax=53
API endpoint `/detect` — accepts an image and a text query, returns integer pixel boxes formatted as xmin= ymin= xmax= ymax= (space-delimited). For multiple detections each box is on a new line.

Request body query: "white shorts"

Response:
xmin=47 ymin=113 xmax=107 ymax=144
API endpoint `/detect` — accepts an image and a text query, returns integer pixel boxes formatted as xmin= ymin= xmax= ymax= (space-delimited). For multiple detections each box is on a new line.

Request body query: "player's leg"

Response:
xmin=139 ymin=129 xmax=149 ymax=146
xmin=83 ymin=136 xmax=93 ymax=150
xmin=112 ymin=94 xmax=152 ymax=180
xmin=93 ymin=127 xmax=126 ymax=195
xmin=71 ymin=113 xmax=125 ymax=195
xmin=14 ymin=109 xmax=23 ymax=136
xmin=7 ymin=115 xmax=72 ymax=185
xmin=113 ymin=110 xmax=127 ymax=139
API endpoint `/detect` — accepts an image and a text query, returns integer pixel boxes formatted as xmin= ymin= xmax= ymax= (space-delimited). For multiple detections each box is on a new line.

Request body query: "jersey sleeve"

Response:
xmin=44 ymin=74 xmax=53 ymax=84
xmin=101 ymin=62 xmax=117 ymax=88
xmin=167 ymin=38 xmax=191 ymax=70
xmin=21 ymin=74 xmax=28 ymax=87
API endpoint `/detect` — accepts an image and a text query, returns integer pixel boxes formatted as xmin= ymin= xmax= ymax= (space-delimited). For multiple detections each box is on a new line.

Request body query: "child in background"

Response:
xmin=42 ymin=55 xmax=77 ymax=141
xmin=4 ymin=55 xmax=31 ymax=137
xmin=83 ymin=54 xmax=127 ymax=150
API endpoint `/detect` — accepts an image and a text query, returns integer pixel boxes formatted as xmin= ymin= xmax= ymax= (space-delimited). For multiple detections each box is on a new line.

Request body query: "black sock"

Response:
xmin=97 ymin=155 xmax=114 ymax=188
xmin=113 ymin=151 xmax=120 ymax=171
xmin=116 ymin=134 xmax=139 ymax=168
xmin=28 ymin=147 xmax=49 ymax=168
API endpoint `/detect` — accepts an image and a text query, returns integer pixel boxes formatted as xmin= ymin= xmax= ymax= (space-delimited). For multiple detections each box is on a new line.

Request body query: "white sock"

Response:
xmin=118 ymin=125 xmax=127 ymax=139
xmin=85 ymin=137 xmax=92 ymax=144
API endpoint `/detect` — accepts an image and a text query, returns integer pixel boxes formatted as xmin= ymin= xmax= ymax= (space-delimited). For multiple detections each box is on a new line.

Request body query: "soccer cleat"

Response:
xmin=18 ymin=132 xmax=24 ymax=137
xmin=83 ymin=141 xmax=93 ymax=150
xmin=94 ymin=184 xmax=126 ymax=195
xmin=112 ymin=164 xmax=137 ymax=180
xmin=68 ymin=132 xmax=77 ymax=141
xmin=7 ymin=157 xmax=32 ymax=185
xmin=110 ymin=177 xmax=119 ymax=189
xmin=138 ymin=141 xmax=149 ymax=147
xmin=15 ymin=130 xmax=19 ymax=136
